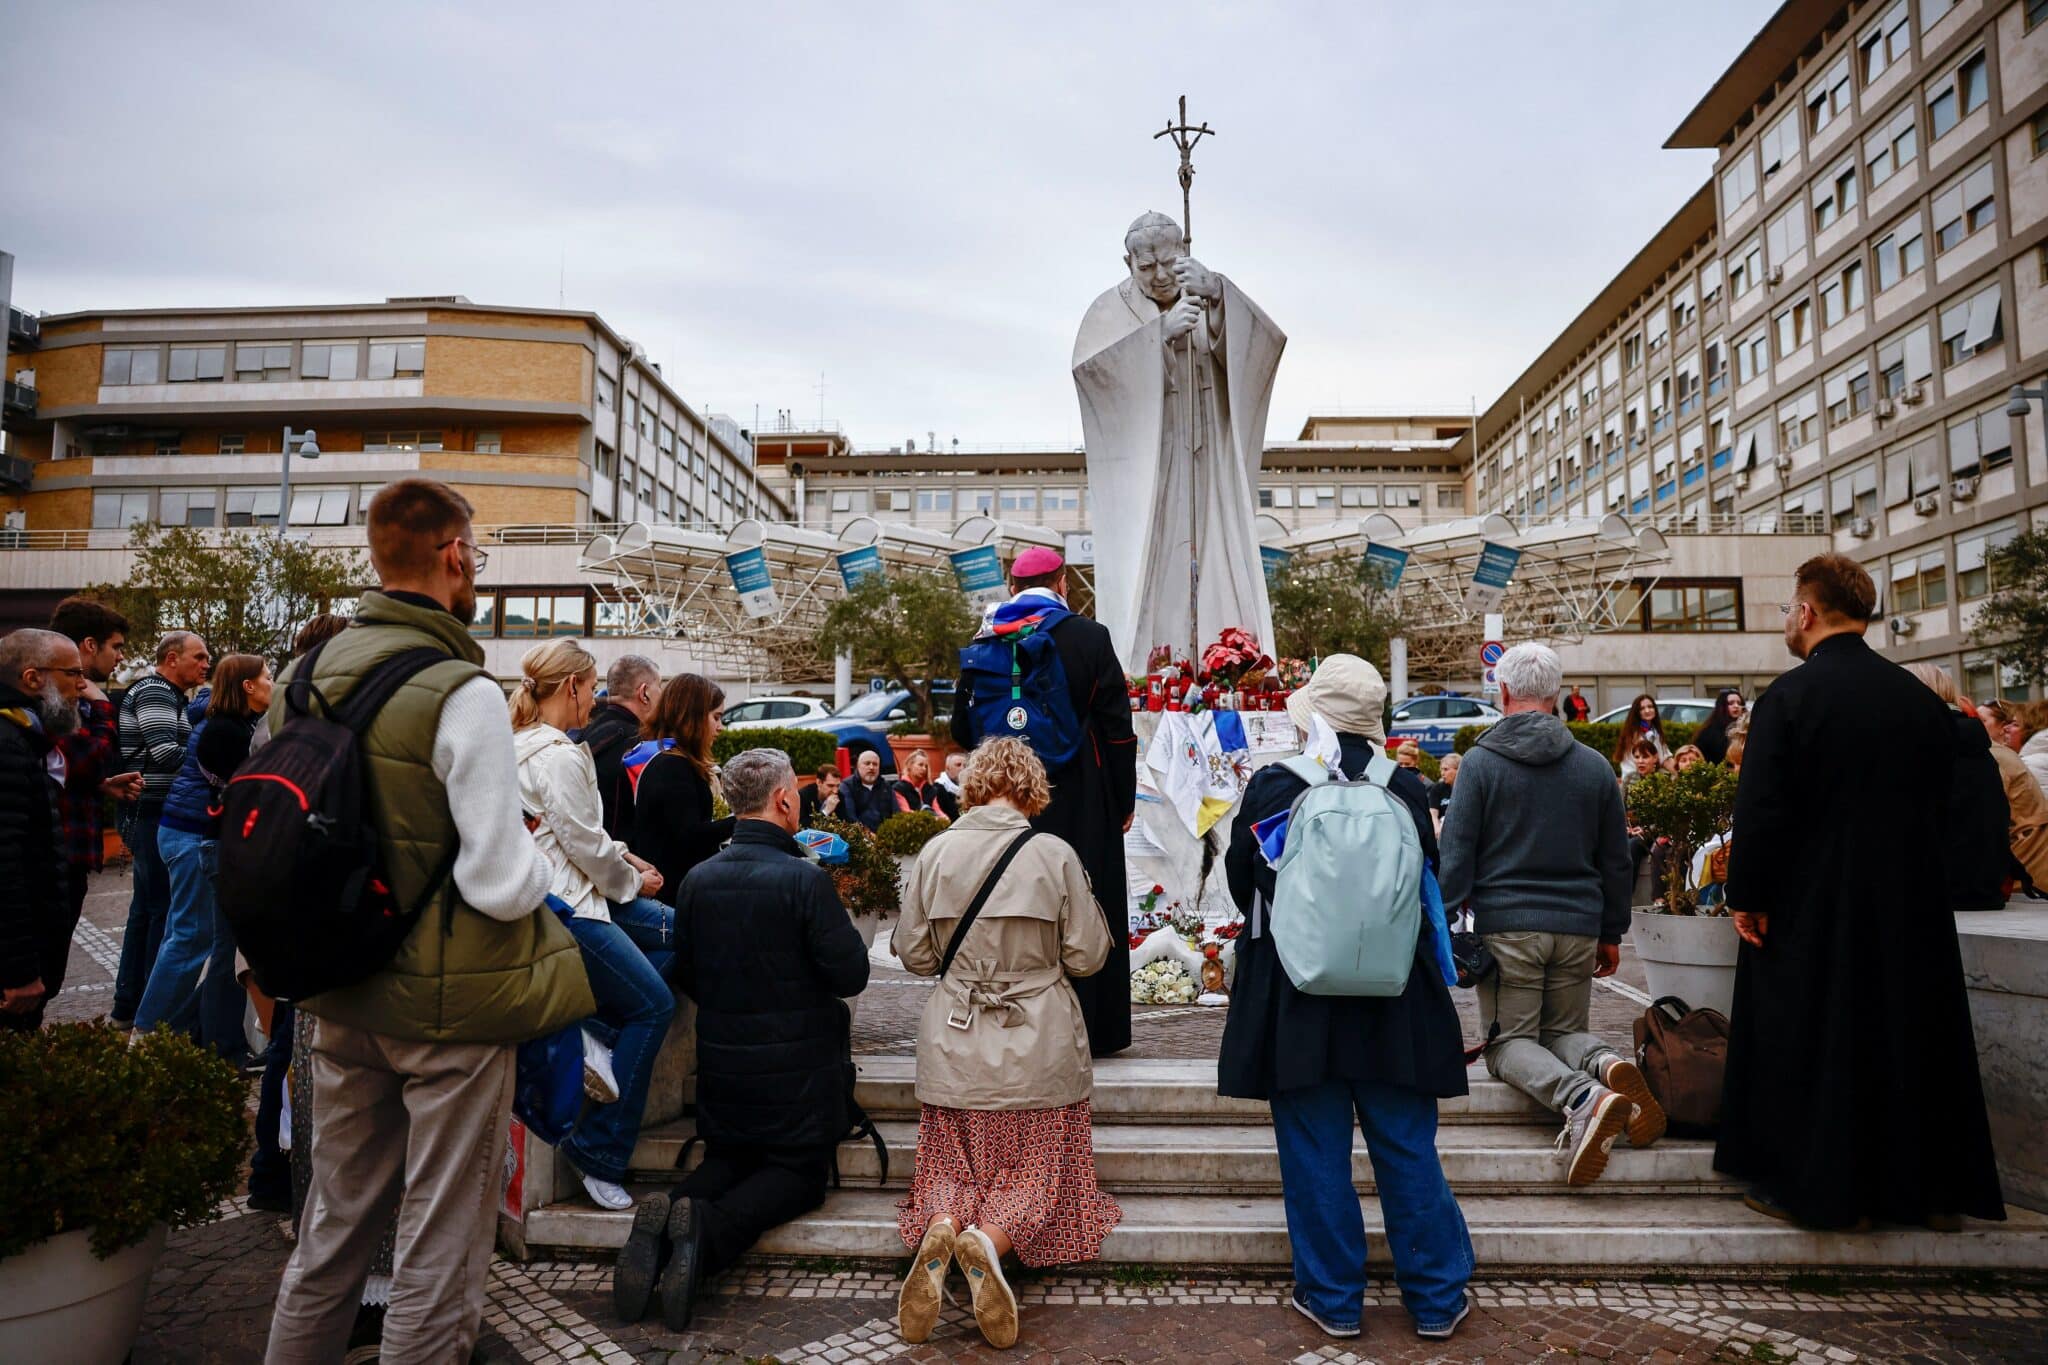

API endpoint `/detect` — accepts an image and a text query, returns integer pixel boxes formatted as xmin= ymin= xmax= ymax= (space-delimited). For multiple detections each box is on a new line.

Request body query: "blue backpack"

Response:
xmin=958 ymin=600 xmax=1082 ymax=769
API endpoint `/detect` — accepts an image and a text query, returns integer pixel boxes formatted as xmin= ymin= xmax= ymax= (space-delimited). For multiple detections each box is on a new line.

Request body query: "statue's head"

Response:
xmin=1123 ymin=211 xmax=1185 ymax=306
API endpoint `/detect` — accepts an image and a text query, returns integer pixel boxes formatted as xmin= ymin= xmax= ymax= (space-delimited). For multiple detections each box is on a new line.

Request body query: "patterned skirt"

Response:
xmin=895 ymin=1100 xmax=1122 ymax=1267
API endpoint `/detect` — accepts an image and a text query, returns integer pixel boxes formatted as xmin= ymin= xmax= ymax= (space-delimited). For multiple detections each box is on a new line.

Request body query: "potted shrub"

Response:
xmin=0 ymin=1024 xmax=248 ymax=1363
xmin=1625 ymin=763 xmax=1742 ymax=1016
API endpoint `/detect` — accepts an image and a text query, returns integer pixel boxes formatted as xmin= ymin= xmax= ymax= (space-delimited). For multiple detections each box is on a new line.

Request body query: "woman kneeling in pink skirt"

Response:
xmin=890 ymin=737 xmax=1121 ymax=1349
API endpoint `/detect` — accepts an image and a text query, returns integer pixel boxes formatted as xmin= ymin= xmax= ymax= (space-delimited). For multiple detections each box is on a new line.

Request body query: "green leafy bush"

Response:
xmin=874 ymin=809 xmax=947 ymax=858
xmin=807 ymin=814 xmax=904 ymax=915
xmin=713 ymin=726 xmax=839 ymax=774
xmin=1626 ymin=762 xmax=1741 ymax=915
xmin=0 ymin=1024 xmax=249 ymax=1260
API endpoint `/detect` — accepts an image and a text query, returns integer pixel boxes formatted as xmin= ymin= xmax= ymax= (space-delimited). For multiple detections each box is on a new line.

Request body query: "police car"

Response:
xmin=1388 ymin=695 xmax=1503 ymax=756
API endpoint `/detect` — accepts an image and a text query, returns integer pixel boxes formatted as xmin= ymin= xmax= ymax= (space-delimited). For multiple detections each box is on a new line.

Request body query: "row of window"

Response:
xmin=1882 ymin=518 xmax=2019 ymax=612
xmin=1602 ymin=579 xmax=1744 ymax=633
xmin=90 ymin=484 xmax=370 ymax=530
xmin=101 ymin=339 xmax=426 ymax=386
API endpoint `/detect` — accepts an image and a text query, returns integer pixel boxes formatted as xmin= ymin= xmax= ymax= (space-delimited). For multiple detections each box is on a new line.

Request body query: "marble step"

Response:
xmin=523 ymin=1189 xmax=2048 ymax=1270
xmin=628 ymin=1119 xmax=1734 ymax=1195
xmin=847 ymin=1055 xmax=1553 ymax=1126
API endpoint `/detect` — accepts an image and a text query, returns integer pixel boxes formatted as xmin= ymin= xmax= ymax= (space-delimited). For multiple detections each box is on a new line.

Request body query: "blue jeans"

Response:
xmin=560 ymin=897 xmax=676 ymax=1183
xmin=1270 ymin=1079 xmax=1474 ymax=1330
xmin=135 ymin=827 xmax=238 ymax=1052
xmin=111 ymin=807 xmax=170 ymax=1022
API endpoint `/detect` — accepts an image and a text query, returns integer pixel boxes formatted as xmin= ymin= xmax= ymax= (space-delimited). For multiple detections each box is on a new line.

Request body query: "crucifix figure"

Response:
xmin=1071 ymin=98 xmax=1286 ymax=669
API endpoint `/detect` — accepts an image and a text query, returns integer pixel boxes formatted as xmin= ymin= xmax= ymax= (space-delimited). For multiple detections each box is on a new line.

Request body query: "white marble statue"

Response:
xmin=1072 ymin=210 xmax=1285 ymax=668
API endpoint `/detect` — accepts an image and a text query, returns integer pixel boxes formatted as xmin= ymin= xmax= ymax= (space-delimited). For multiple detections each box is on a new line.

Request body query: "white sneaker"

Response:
xmin=583 ymin=1031 xmax=620 ymax=1104
xmin=582 ymin=1173 xmax=634 ymax=1210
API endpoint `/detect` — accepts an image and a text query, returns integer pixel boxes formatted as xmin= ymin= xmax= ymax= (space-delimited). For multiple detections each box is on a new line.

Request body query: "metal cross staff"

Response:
xmin=1155 ymin=96 xmax=1215 ymax=666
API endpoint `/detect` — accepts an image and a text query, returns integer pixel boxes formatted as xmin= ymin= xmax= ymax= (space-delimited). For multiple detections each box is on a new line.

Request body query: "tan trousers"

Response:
xmin=265 ymin=1018 xmax=514 ymax=1364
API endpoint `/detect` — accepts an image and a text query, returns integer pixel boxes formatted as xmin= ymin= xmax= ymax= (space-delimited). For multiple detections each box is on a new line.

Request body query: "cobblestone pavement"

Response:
xmin=64 ymin=867 xmax=2046 ymax=1363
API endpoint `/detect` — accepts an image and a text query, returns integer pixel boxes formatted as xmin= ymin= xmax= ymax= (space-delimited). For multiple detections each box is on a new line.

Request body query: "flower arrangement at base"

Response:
xmin=1200 ymin=627 xmax=1274 ymax=690
xmin=1131 ymin=957 xmax=1199 ymax=1005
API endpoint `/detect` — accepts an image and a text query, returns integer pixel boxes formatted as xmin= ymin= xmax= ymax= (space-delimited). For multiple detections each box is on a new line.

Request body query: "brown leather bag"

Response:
xmin=1632 ymin=996 xmax=1730 ymax=1135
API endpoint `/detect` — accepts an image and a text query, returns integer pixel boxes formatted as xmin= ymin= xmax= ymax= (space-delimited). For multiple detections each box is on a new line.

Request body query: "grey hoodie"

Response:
xmin=1435 ymin=711 xmax=1633 ymax=943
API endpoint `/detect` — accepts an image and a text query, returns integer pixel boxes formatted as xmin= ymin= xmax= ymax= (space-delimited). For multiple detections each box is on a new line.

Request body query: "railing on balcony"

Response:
xmin=6 ymin=308 xmax=38 ymax=350
xmin=0 ymin=453 xmax=29 ymax=490
xmin=0 ymin=522 xmax=637 ymax=552
xmin=2 ymin=379 xmax=34 ymax=417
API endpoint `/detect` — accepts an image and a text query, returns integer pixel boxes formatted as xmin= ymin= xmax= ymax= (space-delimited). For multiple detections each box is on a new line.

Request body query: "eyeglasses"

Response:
xmin=1779 ymin=600 xmax=1808 ymax=617
xmin=437 ymin=538 xmax=490 ymax=572
xmin=34 ymin=667 xmax=87 ymax=679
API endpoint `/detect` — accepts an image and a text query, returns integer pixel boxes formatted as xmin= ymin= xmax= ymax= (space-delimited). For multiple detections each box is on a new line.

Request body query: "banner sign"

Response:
xmin=1260 ymin=545 xmax=1293 ymax=583
xmin=725 ymin=546 xmax=778 ymax=619
xmin=836 ymin=545 xmax=883 ymax=591
xmin=1364 ymin=542 xmax=1408 ymax=590
xmin=1463 ymin=541 xmax=1522 ymax=613
xmin=951 ymin=544 xmax=1007 ymax=605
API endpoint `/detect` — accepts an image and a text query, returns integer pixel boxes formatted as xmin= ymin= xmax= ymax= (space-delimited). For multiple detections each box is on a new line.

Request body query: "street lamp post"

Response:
xmin=280 ymin=426 xmax=319 ymax=533
xmin=2008 ymin=384 xmax=2048 ymax=422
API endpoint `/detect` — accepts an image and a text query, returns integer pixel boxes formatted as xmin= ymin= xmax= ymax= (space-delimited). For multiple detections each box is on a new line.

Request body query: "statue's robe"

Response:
xmin=1073 ymin=275 xmax=1285 ymax=667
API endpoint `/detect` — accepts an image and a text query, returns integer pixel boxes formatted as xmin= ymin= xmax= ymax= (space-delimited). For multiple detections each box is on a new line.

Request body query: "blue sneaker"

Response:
xmin=1415 ymin=1294 xmax=1471 ymax=1340
xmin=1290 ymin=1288 xmax=1360 ymax=1338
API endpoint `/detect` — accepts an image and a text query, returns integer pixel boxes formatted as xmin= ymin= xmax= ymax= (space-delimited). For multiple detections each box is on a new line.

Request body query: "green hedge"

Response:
xmin=1453 ymin=720 xmax=1702 ymax=761
xmin=713 ymin=727 xmax=840 ymax=774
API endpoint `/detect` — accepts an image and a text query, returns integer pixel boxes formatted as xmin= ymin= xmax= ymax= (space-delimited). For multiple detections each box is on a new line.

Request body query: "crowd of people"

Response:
xmin=0 ymin=485 xmax=2019 ymax=1353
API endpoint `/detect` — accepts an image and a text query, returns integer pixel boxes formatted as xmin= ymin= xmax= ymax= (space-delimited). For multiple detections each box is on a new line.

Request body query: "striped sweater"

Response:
xmin=117 ymin=672 xmax=191 ymax=808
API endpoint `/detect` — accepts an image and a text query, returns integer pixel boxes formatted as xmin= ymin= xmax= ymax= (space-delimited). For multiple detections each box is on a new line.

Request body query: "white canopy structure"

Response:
xmin=578 ymin=516 xmax=1069 ymax=676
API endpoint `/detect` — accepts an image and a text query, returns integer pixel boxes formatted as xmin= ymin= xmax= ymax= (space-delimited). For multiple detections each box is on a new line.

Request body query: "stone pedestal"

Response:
xmin=1957 ymin=906 xmax=2048 ymax=1213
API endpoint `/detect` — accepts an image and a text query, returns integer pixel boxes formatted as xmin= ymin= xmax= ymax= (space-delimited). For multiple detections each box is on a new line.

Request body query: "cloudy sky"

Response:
xmin=9 ymin=1 xmax=1777 ymax=447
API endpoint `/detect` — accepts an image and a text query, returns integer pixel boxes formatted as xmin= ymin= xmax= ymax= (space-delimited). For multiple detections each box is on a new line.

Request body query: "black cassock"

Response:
xmin=1715 ymin=632 xmax=2004 ymax=1225
xmin=954 ymin=609 xmax=1138 ymax=1055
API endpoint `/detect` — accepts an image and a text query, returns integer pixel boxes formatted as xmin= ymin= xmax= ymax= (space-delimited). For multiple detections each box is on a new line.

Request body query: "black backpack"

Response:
xmin=214 ymin=640 xmax=464 ymax=1001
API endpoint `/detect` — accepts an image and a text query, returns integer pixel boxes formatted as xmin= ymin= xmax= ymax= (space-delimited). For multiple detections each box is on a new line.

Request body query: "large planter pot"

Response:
xmin=1631 ymin=909 xmax=1739 ymax=1017
xmin=886 ymin=733 xmax=958 ymax=775
xmin=0 ymin=1224 xmax=167 ymax=1364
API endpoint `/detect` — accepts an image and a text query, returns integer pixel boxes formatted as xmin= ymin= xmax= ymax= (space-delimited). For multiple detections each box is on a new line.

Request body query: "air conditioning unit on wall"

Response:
xmin=1876 ymin=397 xmax=1897 ymax=419
xmin=1953 ymin=476 xmax=1980 ymax=502
xmin=1913 ymin=493 xmax=1940 ymax=515
xmin=1890 ymin=615 xmax=1917 ymax=637
xmin=1850 ymin=516 xmax=1875 ymax=538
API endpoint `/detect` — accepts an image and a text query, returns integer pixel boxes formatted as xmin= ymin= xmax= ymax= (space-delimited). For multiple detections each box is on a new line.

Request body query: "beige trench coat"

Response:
xmin=891 ymin=805 xmax=1112 ymax=1110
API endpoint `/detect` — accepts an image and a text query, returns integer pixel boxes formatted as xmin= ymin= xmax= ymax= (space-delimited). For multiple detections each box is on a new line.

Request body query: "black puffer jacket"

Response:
xmin=580 ymin=700 xmax=642 ymax=840
xmin=0 ymin=684 xmax=67 ymax=991
xmin=674 ymin=820 xmax=871 ymax=1148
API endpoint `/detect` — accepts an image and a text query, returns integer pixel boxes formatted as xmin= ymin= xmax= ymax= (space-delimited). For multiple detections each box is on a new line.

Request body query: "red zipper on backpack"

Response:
xmin=227 ymin=772 xmax=310 ymax=811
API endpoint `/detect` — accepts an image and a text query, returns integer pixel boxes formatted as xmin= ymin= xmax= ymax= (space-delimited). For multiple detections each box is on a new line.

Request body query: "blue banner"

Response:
xmin=1464 ymin=540 xmax=1522 ymax=613
xmin=1363 ymin=542 xmax=1408 ymax=590
xmin=1260 ymin=545 xmax=1293 ymax=583
xmin=951 ymin=544 xmax=1006 ymax=604
xmin=725 ymin=546 xmax=778 ymax=619
xmin=836 ymin=545 xmax=883 ymax=590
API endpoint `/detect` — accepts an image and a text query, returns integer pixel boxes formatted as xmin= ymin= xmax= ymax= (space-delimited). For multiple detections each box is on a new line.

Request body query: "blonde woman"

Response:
xmin=509 ymin=638 xmax=674 ymax=1211
xmin=891 ymin=738 xmax=1119 ymax=1350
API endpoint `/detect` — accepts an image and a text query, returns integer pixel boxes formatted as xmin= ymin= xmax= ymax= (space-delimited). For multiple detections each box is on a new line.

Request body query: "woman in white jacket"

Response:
xmin=512 ymin=638 xmax=675 ymax=1211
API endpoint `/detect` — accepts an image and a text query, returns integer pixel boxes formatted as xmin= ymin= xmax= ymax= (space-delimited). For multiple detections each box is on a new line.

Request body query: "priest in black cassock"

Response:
xmin=952 ymin=547 xmax=1139 ymax=1055
xmin=1716 ymin=553 xmax=2004 ymax=1229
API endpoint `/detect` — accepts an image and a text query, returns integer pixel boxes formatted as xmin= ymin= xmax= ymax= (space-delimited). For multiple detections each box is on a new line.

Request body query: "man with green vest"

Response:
xmin=267 ymin=478 xmax=594 ymax=1365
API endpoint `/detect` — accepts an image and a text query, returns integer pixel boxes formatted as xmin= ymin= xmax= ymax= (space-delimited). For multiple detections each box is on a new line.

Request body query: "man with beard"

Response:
xmin=1715 ymin=554 xmax=2004 ymax=1229
xmin=0 ymin=628 xmax=83 ymax=1030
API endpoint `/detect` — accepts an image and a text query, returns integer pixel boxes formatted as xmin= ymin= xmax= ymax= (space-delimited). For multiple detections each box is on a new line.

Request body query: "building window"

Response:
xmin=1940 ymin=281 xmax=2003 ymax=365
xmin=1877 ymin=324 xmax=1934 ymax=398
xmin=1829 ymin=462 xmax=1879 ymax=527
xmin=365 ymin=340 xmax=425 ymax=379
xmin=288 ymin=487 xmax=352 ymax=526
xmin=594 ymin=441 xmax=616 ymax=479
xmin=881 ymin=489 xmax=911 ymax=512
xmin=2031 ymin=0 xmax=2048 ymax=32
xmin=1924 ymin=0 xmax=1956 ymax=29
xmin=916 ymin=488 xmax=953 ymax=512
xmin=1384 ymin=486 xmax=1422 ymax=509
xmin=1812 ymin=159 xmax=1859 ymax=230
xmin=1959 ymin=522 xmax=2018 ymax=599
xmin=91 ymin=491 xmax=151 ymax=529
xmin=1774 ymin=298 xmax=1813 ymax=355
xmin=1437 ymin=486 xmax=1465 ymax=511
xmin=1928 ymin=51 xmax=1988 ymax=141
xmin=1933 ymin=160 xmax=1996 ymax=253
xmin=1340 ymin=485 xmax=1380 ymax=508
xmin=1825 ymin=363 xmax=1872 ymax=427
xmin=658 ymin=423 xmax=675 ymax=454
xmin=1865 ymin=104 xmax=1918 ymax=188
xmin=159 ymin=490 xmax=216 ymax=527
xmin=1000 ymin=488 xmax=1038 ymax=512
xmin=1623 ymin=332 xmax=1643 ymax=370
xmin=468 ymin=594 xmax=498 ymax=638
xmin=167 ymin=344 xmax=227 ymax=383
xmin=475 ymin=430 xmax=502 ymax=454
xmin=1860 ymin=1 xmax=1911 ymax=82
xmin=223 ymin=488 xmax=282 ymax=527
xmin=1776 ymin=392 xmax=1819 ymax=451
xmin=217 ymin=433 xmax=246 ymax=455
xmin=1721 ymin=152 xmax=1758 ymax=212
xmin=1874 ymin=218 xmax=1926 ymax=290
xmin=1759 ymin=110 xmax=1800 ymax=180
xmin=1729 ymin=240 xmax=1762 ymax=297
xmin=1890 ymin=551 xmax=1948 ymax=612
xmin=1765 ymin=205 xmax=1807 ymax=267
xmin=1819 ymin=261 xmax=1865 ymax=328
xmin=234 ymin=344 xmax=292 ymax=380
xmin=499 ymin=592 xmax=590 ymax=638
xmin=1738 ymin=329 xmax=1770 ymax=383
xmin=1948 ymin=405 xmax=2013 ymax=479
xmin=2033 ymin=110 xmax=2048 ymax=159
xmin=1807 ymin=56 xmax=1852 ymax=137
xmin=101 ymin=348 xmax=161 ymax=386
xmin=299 ymin=341 xmax=361 ymax=380
xmin=1614 ymin=579 xmax=1742 ymax=632
xmin=363 ymin=431 xmax=444 ymax=452
xmin=596 ymin=373 xmax=616 ymax=409
xmin=1044 ymin=488 xmax=1082 ymax=511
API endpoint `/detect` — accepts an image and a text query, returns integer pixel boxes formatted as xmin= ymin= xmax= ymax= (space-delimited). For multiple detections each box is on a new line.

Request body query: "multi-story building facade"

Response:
xmin=1478 ymin=0 xmax=2048 ymax=704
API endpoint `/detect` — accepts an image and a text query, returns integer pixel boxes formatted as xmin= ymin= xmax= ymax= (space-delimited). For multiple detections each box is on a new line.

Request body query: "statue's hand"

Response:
xmin=1172 ymin=257 xmax=1222 ymax=302
xmin=1163 ymin=295 xmax=1204 ymax=342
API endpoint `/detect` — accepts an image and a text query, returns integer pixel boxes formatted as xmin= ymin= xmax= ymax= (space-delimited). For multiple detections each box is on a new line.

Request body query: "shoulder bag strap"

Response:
xmin=937 ymin=829 xmax=1037 ymax=980
xmin=332 ymin=647 xmax=467 ymax=733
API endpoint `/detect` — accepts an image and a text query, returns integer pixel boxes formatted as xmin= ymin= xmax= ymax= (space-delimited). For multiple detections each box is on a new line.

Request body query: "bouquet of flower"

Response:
xmin=1130 ymin=958 xmax=1199 ymax=1005
xmin=1168 ymin=903 xmax=1206 ymax=944
xmin=1275 ymin=657 xmax=1312 ymax=689
xmin=1199 ymin=628 xmax=1273 ymax=688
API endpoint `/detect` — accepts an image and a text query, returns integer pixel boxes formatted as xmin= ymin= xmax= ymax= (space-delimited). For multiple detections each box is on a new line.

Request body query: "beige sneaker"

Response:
xmin=955 ymin=1225 xmax=1019 ymax=1349
xmin=1557 ymin=1086 xmax=1631 ymax=1187
xmin=897 ymin=1216 xmax=957 ymax=1343
xmin=1599 ymin=1055 xmax=1667 ymax=1148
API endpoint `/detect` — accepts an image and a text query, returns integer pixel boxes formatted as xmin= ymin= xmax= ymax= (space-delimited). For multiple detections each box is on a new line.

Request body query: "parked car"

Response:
xmin=789 ymin=683 xmax=953 ymax=773
xmin=721 ymin=694 xmax=834 ymax=729
xmin=1389 ymin=695 xmax=1502 ymax=756
xmin=1591 ymin=697 xmax=1718 ymax=727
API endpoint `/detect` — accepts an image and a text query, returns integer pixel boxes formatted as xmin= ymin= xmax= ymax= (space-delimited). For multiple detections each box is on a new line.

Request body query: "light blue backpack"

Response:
xmin=1268 ymin=752 xmax=1425 ymax=997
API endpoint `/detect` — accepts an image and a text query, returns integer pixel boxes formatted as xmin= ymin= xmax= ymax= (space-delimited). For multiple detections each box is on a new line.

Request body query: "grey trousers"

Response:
xmin=265 ymin=1018 xmax=515 ymax=1365
xmin=1478 ymin=931 xmax=1621 ymax=1116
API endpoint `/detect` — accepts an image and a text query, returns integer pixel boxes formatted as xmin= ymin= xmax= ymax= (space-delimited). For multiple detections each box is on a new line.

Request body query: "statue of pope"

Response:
xmin=1072 ymin=211 xmax=1285 ymax=668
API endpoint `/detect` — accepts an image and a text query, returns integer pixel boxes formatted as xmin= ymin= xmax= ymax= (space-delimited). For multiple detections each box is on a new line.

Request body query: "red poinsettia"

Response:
xmin=1200 ymin=628 xmax=1274 ymax=687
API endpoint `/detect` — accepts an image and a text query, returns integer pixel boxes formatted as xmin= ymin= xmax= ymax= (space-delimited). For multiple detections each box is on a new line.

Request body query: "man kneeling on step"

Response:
xmin=1436 ymin=643 xmax=1666 ymax=1185
xmin=612 ymin=748 xmax=871 ymax=1330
